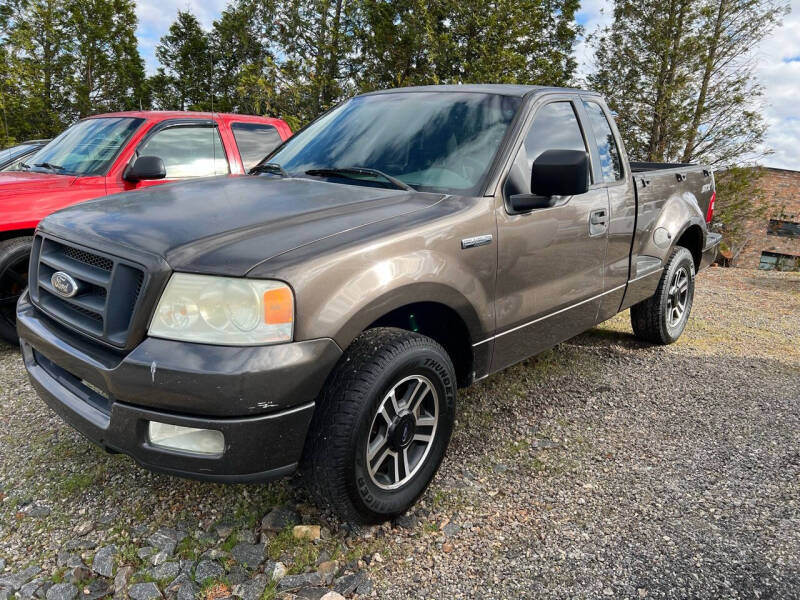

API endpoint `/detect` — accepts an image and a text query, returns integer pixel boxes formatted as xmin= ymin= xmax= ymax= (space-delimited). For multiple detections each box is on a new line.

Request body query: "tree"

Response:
xmin=3 ymin=0 xmax=74 ymax=139
xmin=587 ymin=0 xmax=788 ymax=166
xmin=713 ymin=167 xmax=769 ymax=265
xmin=151 ymin=10 xmax=211 ymax=110
xmin=68 ymin=0 xmax=148 ymax=117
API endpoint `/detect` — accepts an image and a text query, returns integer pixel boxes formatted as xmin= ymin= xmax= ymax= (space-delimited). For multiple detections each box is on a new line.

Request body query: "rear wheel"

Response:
xmin=301 ymin=327 xmax=456 ymax=524
xmin=0 ymin=237 xmax=32 ymax=346
xmin=631 ymin=246 xmax=695 ymax=345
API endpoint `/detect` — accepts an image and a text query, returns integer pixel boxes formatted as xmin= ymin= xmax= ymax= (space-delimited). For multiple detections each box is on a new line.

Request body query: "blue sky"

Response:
xmin=136 ymin=0 xmax=799 ymax=170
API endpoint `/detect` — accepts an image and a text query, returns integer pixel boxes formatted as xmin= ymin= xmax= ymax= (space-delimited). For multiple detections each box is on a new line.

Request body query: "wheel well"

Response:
xmin=368 ymin=302 xmax=473 ymax=388
xmin=675 ymin=225 xmax=702 ymax=270
xmin=0 ymin=229 xmax=35 ymax=243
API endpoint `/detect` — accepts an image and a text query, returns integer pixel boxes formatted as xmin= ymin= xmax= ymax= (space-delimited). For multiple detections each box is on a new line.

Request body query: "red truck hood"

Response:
xmin=0 ymin=170 xmax=77 ymax=192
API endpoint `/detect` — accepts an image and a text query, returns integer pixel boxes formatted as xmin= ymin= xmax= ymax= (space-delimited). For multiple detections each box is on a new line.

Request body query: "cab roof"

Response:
xmin=86 ymin=110 xmax=284 ymax=123
xmin=360 ymin=84 xmax=601 ymax=98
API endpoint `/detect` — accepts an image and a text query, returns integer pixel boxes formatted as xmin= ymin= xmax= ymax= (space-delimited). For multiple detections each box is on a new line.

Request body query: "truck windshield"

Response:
xmin=266 ymin=92 xmax=521 ymax=195
xmin=24 ymin=117 xmax=143 ymax=176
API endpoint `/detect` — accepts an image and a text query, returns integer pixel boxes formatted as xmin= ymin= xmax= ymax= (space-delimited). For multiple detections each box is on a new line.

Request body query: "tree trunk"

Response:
xmin=682 ymin=0 xmax=725 ymax=163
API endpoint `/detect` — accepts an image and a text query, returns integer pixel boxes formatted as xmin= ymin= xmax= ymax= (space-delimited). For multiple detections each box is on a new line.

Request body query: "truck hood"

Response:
xmin=0 ymin=170 xmax=76 ymax=194
xmin=40 ymin=176 xmax=444 ymax=276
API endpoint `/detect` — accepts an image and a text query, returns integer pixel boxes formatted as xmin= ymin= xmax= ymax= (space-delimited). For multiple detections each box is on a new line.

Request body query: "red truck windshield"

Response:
xmin=268 ymin=92 xmax=521 ymax=195
xmin=23 ymin=117 xmax=143 ymax=176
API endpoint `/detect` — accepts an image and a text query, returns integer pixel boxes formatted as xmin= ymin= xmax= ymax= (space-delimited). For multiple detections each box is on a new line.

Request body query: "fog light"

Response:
xmin=147 ymin=422 xmax=224 ymax=455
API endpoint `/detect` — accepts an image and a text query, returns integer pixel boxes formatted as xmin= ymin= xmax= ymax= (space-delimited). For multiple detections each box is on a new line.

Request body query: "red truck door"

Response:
xmin=107 ymin=119 xmax=234 ymax=194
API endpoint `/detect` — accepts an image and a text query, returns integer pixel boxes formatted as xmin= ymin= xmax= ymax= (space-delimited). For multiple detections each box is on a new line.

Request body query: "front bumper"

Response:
xmin=700 ymin=232 xmax=722 ymax=271
xmin=17 ymin=294 xmax=342 ymax=482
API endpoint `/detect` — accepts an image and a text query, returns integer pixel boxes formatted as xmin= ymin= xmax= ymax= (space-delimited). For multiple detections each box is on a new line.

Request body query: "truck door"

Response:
xmin=489 ymin=97 xmax=609 ymax=372
xmin=108 ymin=120 xmax=230 ymax=193
xmin=577 ymin=98 xmax=636 ymax=321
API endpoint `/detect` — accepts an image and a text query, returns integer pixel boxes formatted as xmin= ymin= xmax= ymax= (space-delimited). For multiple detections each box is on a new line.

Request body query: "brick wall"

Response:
xmin=736 ymin=167 xmax=800 ymax=269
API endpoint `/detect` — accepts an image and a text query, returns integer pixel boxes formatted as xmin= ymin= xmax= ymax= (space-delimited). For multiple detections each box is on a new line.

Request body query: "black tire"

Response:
xmin=631 ymin=246 xmax=695 ymax=345
xmin=301 ymin=327 xmax=457 ymax=524
xmin=0 ymin=236 xmax=33 ymax=346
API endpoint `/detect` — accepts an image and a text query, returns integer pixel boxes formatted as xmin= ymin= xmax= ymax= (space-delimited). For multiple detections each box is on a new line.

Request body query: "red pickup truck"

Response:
xmin=0 ymin=111 xmax=292 ymax=343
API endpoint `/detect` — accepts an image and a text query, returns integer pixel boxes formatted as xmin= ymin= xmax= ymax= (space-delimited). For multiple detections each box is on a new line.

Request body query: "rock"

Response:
xmin=147 ymin=530 xmax=180 ymax=556
xmin=64 ymin=540 xmax=96 ymax=552
xmin=82 ymin=580 xmax=112 ymax=600
xmin=179 ymin=562 xmax=195 ymax=577
xmin=314 ymin=552 xmax=330 ymax=567
xmin=261 ymin=507 xmax=299 ymax=533
xmin=22 ymin=505 xmax=50 ymax=518
xmin=292 ymin=526 xmax=320 ymax=541
xmin=295 ymin=589 xmax=328 ymax=600
xmin=230 ymin=543 xmax=264 ymax=568
xmin=113 ymin=566 xmax=134 ymax=600
xmin=193 ymin=560 xmax=224 ymax=583
xmin=150 ymin=553 xmax=169 ymax=567
xmin=150 ymin=562 xmax=180 ymax=582
xmin=276 ymin=573 xmax=321 ymax=591
xmin=226 ymin=567 xmax=249 ymax=586
xmin=127 ymin=583 xmax=162 ymax=600
xmin=442 ymin=542 xmax=454 ymax=553
xmin=320 ymin=593 xmax=346 ymax=600
xmin=371 ymin=552 xmax=383 ymax=564
xmin=176 ymin=583 xmax=197 ymax=600
xmin=0 ymin=566 xmax=42 ymax=591
xmin=92 ymin=545 xmax=117 ymax=578
xmin=264 ymin=562 xmax=286 ymax=583
xmin=333 ymin=572 xmax=367 ymax=596
xmin=56 ymin=554 xmax=84 ymax=570
xmin=18 ymin=578 xmax=44 ymax=599
xmin=236 ymin=530 xmax=258 ymax=545
xmin=74 ymin=521 xmax=94 ymax=537
xmin=46 ymin=584 xmax=77 ymax=600
xmin=355 ymin=578 xmax=374 ymax=596
xmin=393 ymin=514 xmax=418 ymax=530
xmin=442 ymin=522 xmax=461 ymax=537
xmin=137 ymin=548 xmax=155 ymax=561
xmin=0 ymin=558 xmax=4 ymax=570
xmin=0 ymin=589 xmax=10 ymax=600
xmin=231 ymin=576 xmax=266 ymax=600
xmin=199 ymin=549 xmax=226 ymax=562
xmin=316 ymin=562 xmax=337 ymax=586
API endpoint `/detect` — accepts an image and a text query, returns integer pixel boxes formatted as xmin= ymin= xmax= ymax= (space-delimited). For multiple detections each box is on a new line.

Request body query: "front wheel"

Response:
xmin=631 ymin=246 xmax=695 ymax=344
xmin=0 ymin=237 xmax=33 ymax=346
xmin=301 ymin=327 xmax=456 ymax=524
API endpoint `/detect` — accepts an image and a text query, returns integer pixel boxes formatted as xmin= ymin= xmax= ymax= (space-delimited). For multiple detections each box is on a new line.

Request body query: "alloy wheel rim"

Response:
xmin=0 ymin=254 xmax=28 ymax=326
xmin=666 ymin=266 xmax=689 ymax=328
xmin=366 ymin=374 xmax=439 ymax=490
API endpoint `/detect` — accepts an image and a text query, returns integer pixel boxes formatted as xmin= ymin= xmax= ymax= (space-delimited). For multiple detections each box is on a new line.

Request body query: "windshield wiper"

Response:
xmin=305 ymin=167 xmax=413 ymax=191
xmin=250 ymin=162 xmax=289 ymax=177
xmin=19 ymin=162 xmax=31 ymax=170
xmin=33 ymin=162 xmax=65 ymax=172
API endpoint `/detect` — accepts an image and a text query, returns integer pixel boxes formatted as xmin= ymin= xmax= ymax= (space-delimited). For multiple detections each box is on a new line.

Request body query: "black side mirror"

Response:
xmin=509 ymin=149 xmax=590 ymax=213
xmin=124 ymin=156 xmax=166 ymax=182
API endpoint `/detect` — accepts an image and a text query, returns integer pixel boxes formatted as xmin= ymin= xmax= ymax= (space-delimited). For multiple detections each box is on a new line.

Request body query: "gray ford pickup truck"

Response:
xmin=17 ymin=84 xmax=720 ymax=523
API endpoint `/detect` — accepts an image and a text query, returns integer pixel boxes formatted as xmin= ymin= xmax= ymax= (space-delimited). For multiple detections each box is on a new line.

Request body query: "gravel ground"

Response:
xmin=1 ymin=267 xmax=799 ymax=600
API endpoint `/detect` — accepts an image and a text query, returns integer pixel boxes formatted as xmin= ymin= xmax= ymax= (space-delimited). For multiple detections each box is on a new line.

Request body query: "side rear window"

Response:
xmin=505 ymin=101 xmax=588 ymax=198
xmin=232 ymin=123 xmax=283 ymax=171
xmin=582 ymin=101 xmax=623 ymax=182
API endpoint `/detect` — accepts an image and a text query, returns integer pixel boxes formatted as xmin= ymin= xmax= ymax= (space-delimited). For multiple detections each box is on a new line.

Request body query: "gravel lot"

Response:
xmin=1 ymin=267 xmax=799 ymax=600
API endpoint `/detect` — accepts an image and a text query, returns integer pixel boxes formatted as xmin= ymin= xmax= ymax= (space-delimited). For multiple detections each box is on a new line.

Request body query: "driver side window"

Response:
xmin=137 ymin=125 xmax=229 ymax=179
xmin=504 ymin=101 xmax=588 ymax=198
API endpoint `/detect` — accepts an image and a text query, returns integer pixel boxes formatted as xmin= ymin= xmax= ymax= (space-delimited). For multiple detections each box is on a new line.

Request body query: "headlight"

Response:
xmin=149 ymin=273 xmax=293 ymax=345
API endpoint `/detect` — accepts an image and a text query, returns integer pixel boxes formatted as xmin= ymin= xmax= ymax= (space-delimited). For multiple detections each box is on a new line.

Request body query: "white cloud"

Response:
xmin=574 ymin=0 xmax=800 ymax=171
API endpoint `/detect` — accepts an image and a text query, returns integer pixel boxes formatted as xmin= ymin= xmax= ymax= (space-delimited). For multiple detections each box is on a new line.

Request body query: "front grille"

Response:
xmin=29 ymin=235 xmax=147 ymax=348
xmin=33 ymin=350 xmax=112 ymax=416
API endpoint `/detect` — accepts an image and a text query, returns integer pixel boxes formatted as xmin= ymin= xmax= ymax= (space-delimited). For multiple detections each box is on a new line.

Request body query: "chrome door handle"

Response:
xmin=589 ymin=209 xmax=608 ymax=236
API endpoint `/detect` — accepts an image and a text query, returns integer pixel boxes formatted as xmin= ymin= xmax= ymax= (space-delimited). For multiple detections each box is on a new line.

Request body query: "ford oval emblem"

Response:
xmin=51 ymin=271 xmax=79 ymax=298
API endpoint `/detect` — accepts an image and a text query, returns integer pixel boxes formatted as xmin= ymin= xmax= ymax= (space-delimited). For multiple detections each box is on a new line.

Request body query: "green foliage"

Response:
xmin=151 ymin=10 xmax=212 ymax=111
xmin=713 ymin=166 xmax=769 ymax=265
xmin=587 ymin=0 xmax=788 ymax=166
